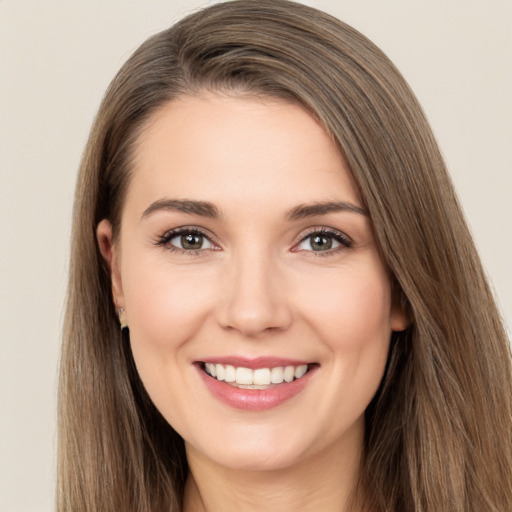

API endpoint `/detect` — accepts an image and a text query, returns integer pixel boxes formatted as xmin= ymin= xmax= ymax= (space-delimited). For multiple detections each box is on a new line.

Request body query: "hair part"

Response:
xmin=59 ymin=1 xmax=512 ymax=511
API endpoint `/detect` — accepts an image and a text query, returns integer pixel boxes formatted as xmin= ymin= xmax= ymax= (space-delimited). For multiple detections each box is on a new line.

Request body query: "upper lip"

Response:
xmin=197 ymin=356 xmax=314 ymax=369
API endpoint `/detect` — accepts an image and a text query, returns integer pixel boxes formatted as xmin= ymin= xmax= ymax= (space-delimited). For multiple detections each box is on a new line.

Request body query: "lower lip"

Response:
xmin=196 ymin=365 xmax=316 ymax=411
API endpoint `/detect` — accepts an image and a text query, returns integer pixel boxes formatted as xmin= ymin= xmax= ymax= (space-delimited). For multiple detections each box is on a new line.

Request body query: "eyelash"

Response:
xmin=293 ymin=228 xmax=353 ymax=256
xmin=155 ymin=227 xmax=218 ymax=256
xmin=155 ymin=226 xmax=353 ymax=256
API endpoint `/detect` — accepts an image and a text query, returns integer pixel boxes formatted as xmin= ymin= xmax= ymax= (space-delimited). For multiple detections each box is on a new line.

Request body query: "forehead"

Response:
xmin=126 ymin=93 xmax=361 ymax=215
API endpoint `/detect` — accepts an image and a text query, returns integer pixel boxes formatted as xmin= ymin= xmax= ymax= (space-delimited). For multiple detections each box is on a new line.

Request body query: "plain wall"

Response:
xmin=1 ymin=1 xmax=510 ymax=510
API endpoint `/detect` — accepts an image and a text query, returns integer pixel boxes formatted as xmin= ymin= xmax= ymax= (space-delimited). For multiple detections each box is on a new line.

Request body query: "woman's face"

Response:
xmin=99 ymin=93 xmax=407 ymax=472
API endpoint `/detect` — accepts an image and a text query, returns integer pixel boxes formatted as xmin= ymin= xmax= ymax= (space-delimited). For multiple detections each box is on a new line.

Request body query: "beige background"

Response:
xmin=1 ymin=1 xmax=511 ymax=510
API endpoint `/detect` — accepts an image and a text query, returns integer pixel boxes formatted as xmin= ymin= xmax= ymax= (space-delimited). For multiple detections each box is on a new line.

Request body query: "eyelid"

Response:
xmin=154 ymin=225 xmax=352 ymax=255
xmin=292 ymin=227 xmax=353 ymax=253
xmin=155 ymin=226 xmax=220 ymax=253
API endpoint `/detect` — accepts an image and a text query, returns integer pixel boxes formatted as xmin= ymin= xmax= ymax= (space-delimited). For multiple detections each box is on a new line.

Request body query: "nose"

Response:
xmin=216 ymin=249 xmax=293 ymax=338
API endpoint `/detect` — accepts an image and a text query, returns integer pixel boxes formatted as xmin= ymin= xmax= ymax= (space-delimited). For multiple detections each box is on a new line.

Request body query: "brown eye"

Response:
xmin=164 ymin=230 xmax=214 ymax=251
xmin=295 ymin=229 xmax=352 ymax=253
xmin=310 ymin=234 xmax=333 ymax=251
xmin=180 ymin=233 xmax=204 ymax=250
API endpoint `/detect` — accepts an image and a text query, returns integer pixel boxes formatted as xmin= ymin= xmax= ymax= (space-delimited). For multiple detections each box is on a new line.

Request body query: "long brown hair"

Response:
xmin=58 ymin=1 xmax=512 ymax=510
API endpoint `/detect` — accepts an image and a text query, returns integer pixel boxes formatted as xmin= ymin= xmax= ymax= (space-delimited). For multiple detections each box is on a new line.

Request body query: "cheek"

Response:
xmin=299 ymin=264 xmax=392 ymax=348
xmin=120 ymin=256 xmax=219 ymax=423
xmin=297 ymin=264 xmax=392 ymax=434
xmin=121 ymin=255 xmax=217 ymax=361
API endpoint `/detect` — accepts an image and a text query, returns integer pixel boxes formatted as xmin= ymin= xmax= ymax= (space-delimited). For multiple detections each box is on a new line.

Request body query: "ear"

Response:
xmin=97 ymin=219 xmax=124 ymax=311
xmin=390 ymin=300 xmax=410 ymax=332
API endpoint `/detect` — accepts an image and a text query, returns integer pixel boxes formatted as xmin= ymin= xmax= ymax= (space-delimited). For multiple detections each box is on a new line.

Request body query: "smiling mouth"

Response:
xmin=201 ymin=362 xmax=313 ymax=389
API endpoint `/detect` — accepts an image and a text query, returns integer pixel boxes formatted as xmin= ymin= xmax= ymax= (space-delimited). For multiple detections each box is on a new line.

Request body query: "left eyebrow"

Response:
xmin=141 ymin=199 xmax=221 ymax=220
xmin=286 ymin=201 xmax=367 ymax=221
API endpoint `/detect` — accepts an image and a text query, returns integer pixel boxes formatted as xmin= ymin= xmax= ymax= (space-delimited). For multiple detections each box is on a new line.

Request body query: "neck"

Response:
xmin=182 ymin=428 xmax=364 ymax=512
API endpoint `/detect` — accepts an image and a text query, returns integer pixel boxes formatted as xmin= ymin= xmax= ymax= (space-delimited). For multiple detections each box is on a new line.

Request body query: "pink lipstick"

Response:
xmin=195 ymin=358 xmax=318 ymax=411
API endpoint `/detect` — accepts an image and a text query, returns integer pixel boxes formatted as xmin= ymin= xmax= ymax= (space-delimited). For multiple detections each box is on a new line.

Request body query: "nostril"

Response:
xmin=216 ymin=300 xmax=293 ymax=337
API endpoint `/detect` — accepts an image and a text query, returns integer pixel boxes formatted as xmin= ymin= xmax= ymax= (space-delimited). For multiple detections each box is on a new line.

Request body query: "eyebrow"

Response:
xmin=141 ymin=199 xmax=221 ymax=219
xmin=286 ymin=201 xmax=367 ymax=220
xmin=141 ymin=198 xmax=367 ymax=221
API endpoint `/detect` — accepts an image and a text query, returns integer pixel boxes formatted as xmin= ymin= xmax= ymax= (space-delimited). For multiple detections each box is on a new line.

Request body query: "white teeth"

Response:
xmin=284 ymin=366 xmax=295 ymax=382
xmin=253 ymin=368 xmax=271 ymax=386
xmin=205 ymin=363 xmax=216 ymax=377
xmin=270 ymin=367 xmax=284 ymax=384
xmin=236 ymin=367 xmax=253 ymax=385
xmin=295 ymin=365 xmax=308 ymax=379
xmin=224 ymin=365 xmax=236 ymax=383
xmin=204 ymin=363 xmax=310 ymax=386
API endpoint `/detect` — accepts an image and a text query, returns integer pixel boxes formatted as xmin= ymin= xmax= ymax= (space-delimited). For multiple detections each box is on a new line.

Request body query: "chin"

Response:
xmin=195 ymin=443 xmax=307 ymax=472
xmin=184 ymin=420 xmax=332 ymax=474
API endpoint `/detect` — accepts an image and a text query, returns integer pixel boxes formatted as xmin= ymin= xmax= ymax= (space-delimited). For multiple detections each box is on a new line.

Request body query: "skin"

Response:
xmin=98 ymin=93 xmax=407 ymax=511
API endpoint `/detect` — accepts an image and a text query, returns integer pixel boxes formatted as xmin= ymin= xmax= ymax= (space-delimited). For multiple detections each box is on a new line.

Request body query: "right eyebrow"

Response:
xmin=286 ymin=200 xmax=367 ymax=221
xmin=141 ymin=199 xmax=221 ymax=220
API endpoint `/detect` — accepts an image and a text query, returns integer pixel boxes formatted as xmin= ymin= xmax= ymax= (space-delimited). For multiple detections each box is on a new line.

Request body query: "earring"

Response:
xmin=117 ymin=307 xmax=128 ymax=330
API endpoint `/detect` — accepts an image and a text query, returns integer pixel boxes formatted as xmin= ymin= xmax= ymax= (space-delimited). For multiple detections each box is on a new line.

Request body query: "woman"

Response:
xmin=58 ymin=1 xmax=512 ymax=510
